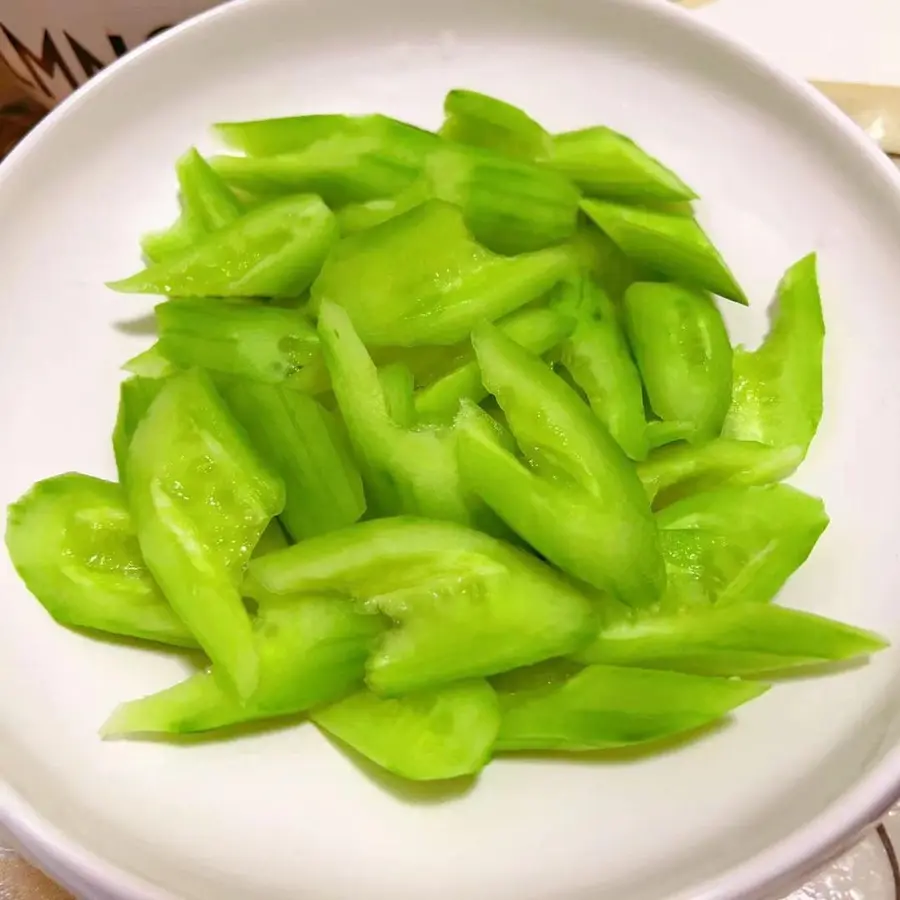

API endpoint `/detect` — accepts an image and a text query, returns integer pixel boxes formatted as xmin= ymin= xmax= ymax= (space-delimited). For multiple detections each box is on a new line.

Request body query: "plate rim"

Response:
xmin=2 ymin=0 xmax=900 ymax=898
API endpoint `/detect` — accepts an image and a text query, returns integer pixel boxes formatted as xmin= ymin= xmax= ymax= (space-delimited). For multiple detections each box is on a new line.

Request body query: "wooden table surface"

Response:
xmin=0 ymin=60 xmax=45 ymax=159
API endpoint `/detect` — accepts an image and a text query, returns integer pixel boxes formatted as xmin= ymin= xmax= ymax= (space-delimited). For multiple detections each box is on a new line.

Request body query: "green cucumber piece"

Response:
xmin=581 ymin=198 xmax=746 ymax=304
xmin=414 ymin=305 xmax=575 ymax=425
xmin=644 ymin=420 xmax=702 ymax=452
xmin=122 ymin=343 xmax=178 ymax=379
xmin=6 ymin=474 xmax=195 ymax=648
xmin=571 ymin=220 xmax=647 ymax=304
xmin=313 ymin=679 xmax=500 ymax=780
xmin=210 ymin=151 xmax=422 ymax=208
xmin=215 ymin=114 xmax=435 ymax=157
xmin=439 ymin=90 xmax=695 ymax=202
xmin=495 ymin=664 xmax=766 ymax=751
xmin=490 ymin=658 xmax=585 ymax=695
xmin=548 ymin=127 xmax=695 ymax=202
xmin=423 ymin=144 xmax=580 ymax=255
xmin=468 ymin=323 xmax=665 ymax=607
xmin=317 ymin=300 xmax=474 ymax=525
xmin=575 ymin=603 xmax=888 ymax=676
xmin=557 ymin=278 xmax=649 ymax=460
xmin=113 ymin=376 xmax=167 ymax=484
xmin=638 ymin=439 xmax=804 ymax=507
xmin=244 ymin=517 xmax=595 ymax=695
xmin=657 ymin=484 xmax=829 ymax=607
xmin=623 ymin=282 xmax=733 ymax=443
xmin=127 ymin=370 xmax=284 ymax=697
xmin=212 ymin=114 xmax=438 ymax=205
xmin=723 ymin=254 xmax=824 ymax=454
xmin=110 ymin=194 xmax=338 ymax=299
xmin=103 ymin=597 xmax=382 ymax=735
xmin=253 ymin=519 xmax=291 ymax=557
xmin=176 ymin=147 xmax=243 ymax=231
xmin=337 ymin=140 xmax=582 ymax=255
xmin=141 ymin=210 xmax=205 ymax=264
xmin=457 ymin=403 xmax=657 ymax=599
xmin=140 ymin=148 xmax=242 ymax=263
xmin=217 ymin=378 xmax=365 ymax=540
xmin=310 ymin=200 xmax=574 ymax=347
xmin=156 ymin=299 xmax=321 ymax=388
xmin=378 ymin=363 xmax=416 ymax=430
xmin=440 ymin=89 xmax=552 ymax=161
xmin=335 ymin=182 xmax=431 ymax=235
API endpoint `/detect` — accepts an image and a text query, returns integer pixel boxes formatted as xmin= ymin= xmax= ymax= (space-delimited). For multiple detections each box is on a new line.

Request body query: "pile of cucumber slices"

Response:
xmin=6 ymin=90 xmax=885 ymax=782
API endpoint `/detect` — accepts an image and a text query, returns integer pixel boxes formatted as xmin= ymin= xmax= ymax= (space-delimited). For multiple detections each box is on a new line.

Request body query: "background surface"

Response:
xmin=0 ymin=0 xmax=898 ymax=896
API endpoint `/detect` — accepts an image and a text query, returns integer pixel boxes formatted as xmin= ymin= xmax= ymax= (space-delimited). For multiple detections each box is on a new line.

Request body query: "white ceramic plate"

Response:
xmin=3 ymin=1 xmax=900 ymax=898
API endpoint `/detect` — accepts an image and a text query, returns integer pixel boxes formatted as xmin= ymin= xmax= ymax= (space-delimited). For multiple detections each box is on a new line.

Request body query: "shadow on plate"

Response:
xmin=113 ymin=313 xmax=157 ymax=336
xmin=102 ymin=710 xmax=313 ymax=747
xmin=757 ymin=656 xmax=873 ymax=682
xmin=66 ymin=624 xmax=205 ymax=667
xmin=319 ymin=732 xmax=479 ymax=805
xmin=495 ymin=718 xmax=734 ymax=767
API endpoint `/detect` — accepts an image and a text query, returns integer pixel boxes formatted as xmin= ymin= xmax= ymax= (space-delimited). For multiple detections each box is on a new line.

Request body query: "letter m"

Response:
xmin=1 ymin=25 xmax=77 ymax=98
